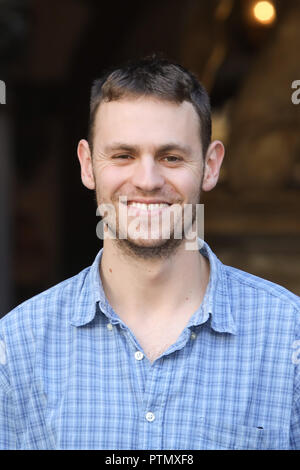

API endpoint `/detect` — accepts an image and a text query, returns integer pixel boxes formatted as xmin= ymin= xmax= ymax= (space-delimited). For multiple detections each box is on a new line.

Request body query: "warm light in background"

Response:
xmin=253 ymin=1 xmax=276 ymax=25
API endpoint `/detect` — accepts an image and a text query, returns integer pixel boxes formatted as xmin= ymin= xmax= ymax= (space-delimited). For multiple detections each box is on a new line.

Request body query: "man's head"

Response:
xmin=78 ymin=55 xmax=224 ymax=259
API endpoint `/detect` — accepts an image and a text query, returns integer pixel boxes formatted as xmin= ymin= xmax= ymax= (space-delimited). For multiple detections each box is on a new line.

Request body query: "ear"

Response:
xmin=201 ymin=140 xmax=225 ymax=192
xmin=77 ymin=139 xmax=95 ymax=190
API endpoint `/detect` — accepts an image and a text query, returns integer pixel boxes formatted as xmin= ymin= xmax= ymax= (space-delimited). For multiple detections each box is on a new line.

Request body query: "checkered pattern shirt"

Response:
xmin=0 ymin=241 xmax=300 ymax=449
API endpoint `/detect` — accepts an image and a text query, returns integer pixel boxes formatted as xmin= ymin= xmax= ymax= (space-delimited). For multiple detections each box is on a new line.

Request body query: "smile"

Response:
xmin=127 ymin=202 xmax=170 ymax=211
xmin=122 ymin=201 xmax=172 ymax=217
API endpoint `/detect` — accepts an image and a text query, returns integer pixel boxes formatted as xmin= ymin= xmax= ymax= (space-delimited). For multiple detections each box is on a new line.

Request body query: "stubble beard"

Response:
xmin=95 ymin=193 xmax=201 ymax=261
xmin=117 ymin=228 xmax=184 ymax=261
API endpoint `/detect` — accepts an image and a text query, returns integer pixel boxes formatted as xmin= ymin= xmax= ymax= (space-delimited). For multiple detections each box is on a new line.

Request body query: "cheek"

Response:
xmin=94 ymin=165 xmax=130 ymax=197
xmin=178 ymin=169 xmax=202 ymax=194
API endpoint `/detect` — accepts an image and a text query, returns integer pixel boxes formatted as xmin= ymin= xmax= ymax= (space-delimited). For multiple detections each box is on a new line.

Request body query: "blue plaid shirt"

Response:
xmin=1 ymin=241 xmax=300 ymax=450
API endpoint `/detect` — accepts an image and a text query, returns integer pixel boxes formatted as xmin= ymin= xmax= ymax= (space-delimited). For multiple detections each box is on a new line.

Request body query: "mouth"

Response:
xmin=128 ymin=201 xmax=170 ymax=209
xmin=122 ymin=200 xmax=172 ymax=216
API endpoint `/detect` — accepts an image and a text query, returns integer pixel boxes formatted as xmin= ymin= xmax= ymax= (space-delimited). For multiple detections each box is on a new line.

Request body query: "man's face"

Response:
xmin=79 ymin=97 xmax=218 ymax=259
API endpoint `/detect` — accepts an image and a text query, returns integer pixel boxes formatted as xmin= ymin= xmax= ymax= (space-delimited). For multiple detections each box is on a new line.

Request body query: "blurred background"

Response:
xmin=0 ymin=0 xmax=300 ymax=316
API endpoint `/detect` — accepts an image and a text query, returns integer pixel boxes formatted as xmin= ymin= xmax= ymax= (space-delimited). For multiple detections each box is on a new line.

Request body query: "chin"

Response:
xmin=115 ymin=235 xmax=183 ymax=260
xmin=127 ymin=236 xmax=170 ymax=247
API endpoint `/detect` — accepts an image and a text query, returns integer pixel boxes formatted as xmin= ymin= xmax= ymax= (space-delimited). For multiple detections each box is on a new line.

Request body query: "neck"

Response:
xmin=100 ymin=238 xmax=210 ymax=322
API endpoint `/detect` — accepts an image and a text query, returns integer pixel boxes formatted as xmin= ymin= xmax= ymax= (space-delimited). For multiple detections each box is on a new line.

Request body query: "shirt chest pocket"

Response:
xmin=196 ymin=420 xmax=288 ymax=450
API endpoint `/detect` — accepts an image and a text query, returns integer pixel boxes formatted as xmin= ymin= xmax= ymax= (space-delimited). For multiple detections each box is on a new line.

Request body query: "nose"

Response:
xmin=131 ymin=155 xmax=165 ymax=192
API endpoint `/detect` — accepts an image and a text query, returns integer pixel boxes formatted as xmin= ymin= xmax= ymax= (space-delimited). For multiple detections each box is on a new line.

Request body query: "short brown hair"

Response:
xmin=88 ymin=54 xmax=211 ymax=157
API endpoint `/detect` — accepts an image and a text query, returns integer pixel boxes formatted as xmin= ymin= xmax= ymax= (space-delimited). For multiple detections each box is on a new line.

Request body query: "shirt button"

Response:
xmin=134 ymin=351 xmax=144 ymax=361
xmin=107 ymin=323 xmax=113 ymax=331
xmin=145 ymin=412 xmax=155 ymax=422
xmin=190 ymin=332 xmax=197 ymax=340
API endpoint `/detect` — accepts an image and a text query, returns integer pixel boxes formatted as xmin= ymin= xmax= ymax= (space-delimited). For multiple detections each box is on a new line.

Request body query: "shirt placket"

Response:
xmin=120 ymin=323 xmax=192 ymax=449
xmin=138 ymin=358 xmax=172 ymax=449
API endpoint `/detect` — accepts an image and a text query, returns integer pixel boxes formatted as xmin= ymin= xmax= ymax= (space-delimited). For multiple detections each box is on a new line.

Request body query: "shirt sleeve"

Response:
xmin=0 ymin=387 xmax=17 ymax=449
xmin=290 ymin=323 xmax=300 ymax=450
xmin=0 ymin=338 xmax=17 ymax=449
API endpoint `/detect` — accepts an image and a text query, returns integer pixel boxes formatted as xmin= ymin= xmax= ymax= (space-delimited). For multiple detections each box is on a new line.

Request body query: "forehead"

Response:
xmin=93 ymin=97 xmax=202 ymax=150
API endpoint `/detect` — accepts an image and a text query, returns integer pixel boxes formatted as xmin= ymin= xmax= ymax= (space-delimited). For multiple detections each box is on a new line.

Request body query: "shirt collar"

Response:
xmin=194 ymin=240 xmax=237 ymax=335
xmin=70 ymin=239 xmax=237 ymax=335
xmin=69 ymin=249 xmax=104 ymax=327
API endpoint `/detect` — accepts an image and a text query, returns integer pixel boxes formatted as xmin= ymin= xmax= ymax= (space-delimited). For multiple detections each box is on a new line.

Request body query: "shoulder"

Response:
xmin=203 ymin=240 xmax=300 ymax=314
xmin=0 ymin=266 xmax=90 ymax=338
xmin=0 ymin=267 xmax=91 ymax=391
xmin=222 ymin=262 xmax=300 ymax=314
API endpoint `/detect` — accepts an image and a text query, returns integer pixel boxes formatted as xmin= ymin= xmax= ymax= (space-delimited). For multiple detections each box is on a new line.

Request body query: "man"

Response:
xmin=0 ymin=56 xmax=299 ymax=450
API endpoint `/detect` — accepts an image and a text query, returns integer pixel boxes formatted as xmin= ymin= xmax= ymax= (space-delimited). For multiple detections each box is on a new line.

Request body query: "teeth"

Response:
xmin=128 ymin=202 xmax=169 ymax=210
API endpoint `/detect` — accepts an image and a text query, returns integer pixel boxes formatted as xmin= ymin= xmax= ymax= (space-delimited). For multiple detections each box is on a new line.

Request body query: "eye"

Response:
xmin=112 ymin=154 xmax=133 ymax=160
xmin=162 ymin=155 xmax=182 ymax=163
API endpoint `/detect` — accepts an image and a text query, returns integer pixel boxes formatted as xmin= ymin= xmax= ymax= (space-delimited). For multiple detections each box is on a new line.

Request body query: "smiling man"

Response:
xmin=0 ymin=55 xmax=300 ymax=450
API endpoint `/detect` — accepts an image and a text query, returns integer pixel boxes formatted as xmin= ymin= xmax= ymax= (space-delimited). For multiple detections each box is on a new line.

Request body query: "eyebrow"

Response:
xmin=103 ymin=142 xmax=192 ymax=155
